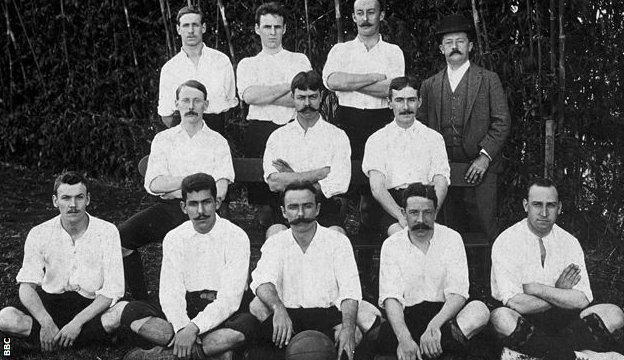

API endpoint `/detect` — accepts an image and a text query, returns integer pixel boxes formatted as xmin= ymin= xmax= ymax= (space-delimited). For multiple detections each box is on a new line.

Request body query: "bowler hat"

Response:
xmin=436 ymin=14 xmax=473 ymax=36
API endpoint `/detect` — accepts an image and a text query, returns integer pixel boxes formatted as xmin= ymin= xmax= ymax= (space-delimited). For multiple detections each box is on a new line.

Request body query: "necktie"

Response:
xmin=539 ymin=237 xmax=546 ymax=267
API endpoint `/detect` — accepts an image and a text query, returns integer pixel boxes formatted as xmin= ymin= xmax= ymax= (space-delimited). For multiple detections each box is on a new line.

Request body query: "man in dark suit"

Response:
xmin=417 ymin=14 xmax=510 ymax=242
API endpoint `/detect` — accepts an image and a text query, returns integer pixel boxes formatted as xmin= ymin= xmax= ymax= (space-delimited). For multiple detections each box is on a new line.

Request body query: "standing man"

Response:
xmin=120 ymin=173 xmax=257 ymax=360
xmin=263 ymin=70 xmax=351 ymax=235
xmin=322 ymin=0 xmax=404 ymax=160
xmin=0 ymin=172 xmax=126 ymax=352
xmin=158 ymin=5 xmax=238 ymax=134
xmin=490 ymin=178 xmax=624 ymax=360
xmin=120 ymin=80 xmax=235 ymax=300
xmin=362 ymin=76 xmax=450 ymax=238
xmin=418 ymin=14 xmax=510 ymax=242
xmin=369 ymin=183 xmax=490 ymax=359
xmin=237 ymin=2 xmax=312 ymax=225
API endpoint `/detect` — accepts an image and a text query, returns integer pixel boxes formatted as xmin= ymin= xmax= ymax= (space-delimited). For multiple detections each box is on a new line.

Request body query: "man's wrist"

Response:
xmin=185 ymin=322 xmax=200 ymax=334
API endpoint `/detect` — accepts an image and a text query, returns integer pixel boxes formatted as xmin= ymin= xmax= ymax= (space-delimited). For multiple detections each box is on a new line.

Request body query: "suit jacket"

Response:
xmin=417 ymin=64 xmax=511 ymax=171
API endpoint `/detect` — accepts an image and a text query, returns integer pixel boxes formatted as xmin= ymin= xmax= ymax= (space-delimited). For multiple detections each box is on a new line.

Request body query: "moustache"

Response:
xmin=289 ymin=217 xmax=315 ymax=226
xmin=449 ymin=49 xmax=462 ymax=56
xmin=411 ymin=223 xmax=432 ymax=231
xmin=399 ymin=110 xmax=414 ymax=115
xmin=194 ymin=215 xmax=209 ymax=221
xmin=300 ymin=106 xmax=318 ymax=113
xmin=185 ymin=111 xmax=199 ymax=117
xmin=360 ymin=21 xmax=373 ymax=27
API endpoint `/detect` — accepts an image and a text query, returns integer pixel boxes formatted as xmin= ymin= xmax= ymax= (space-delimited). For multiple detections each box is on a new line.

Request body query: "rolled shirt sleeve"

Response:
xmin=94 ymin=224 xmax=125 ymax=304
xmin=159 ymin=234 xmax=192 ymax=333
xmin=491 ymin=237 xmax=525 ymax=305
xmin=250 ymin=237 xmax=281 ymax=295
xmin=236 ymin=58 xmax=257 ymax=101
xmin=143 ymin=133 xmax=168 ymax=196
xmin=318 ymin=129 xmax=351 ymax=198
xmin=333 ymin=235 xmax=362 ymax=306
xmin=443 ymin=234 xmax=469 ymax=300
xmin=378 ymin=240 xmax=406 ymax=308
xmin=15 ymin=228 xmax=45 ymax=285
xmin=157 ymin=63 xmax=176 ymax=117
xmin=211 ymin=136 xmax=235 ymax=183
xmin=429 ymin=133 xmax=451 ymax=185
xmin=569 ymin=240 xmax=593 ymax=303
xmin=361 ymin=133 xmax=385 ymax=178
xmin=262 ymin=133 xmax=279 ymax=183
xmin=322 ymin=44 xmax=344 ymax=89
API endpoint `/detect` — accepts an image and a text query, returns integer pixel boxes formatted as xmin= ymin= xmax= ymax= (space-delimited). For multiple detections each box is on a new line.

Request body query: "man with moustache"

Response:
xmin=0 ymin=172 xmax=126 ymax=352
xmin=158 ymin=5 xmax=238 ymax=133
xmin=120 ymin=173 xmax=256 ymax=360
xmin=366 ymin=182 xmax=490 ymax=360
xmin=119 ymin=80 xmax=235 ymax=300
xmin=490 ymin=178 xmax=624 ymax=360
xmin=237 ymin=2 xmax=312 ymax=225
xmin=249 ymin=182 xmax=375 ymax=360
xmin=263 ymin=70 xmax=351 ymax=235
xmin=362 ymin=76 xmax=450 ymax=237
xmin=417 ymin=14 xmax=510 ymax=242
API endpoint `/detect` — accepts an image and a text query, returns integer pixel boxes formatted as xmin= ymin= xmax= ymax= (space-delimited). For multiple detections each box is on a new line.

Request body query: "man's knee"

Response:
xmin=266 ymin=224 xmax=287 ymax=239
xmin=490 ymin=307 xmax=521 ymax=337
xmin=202 ymin=328 xmax=246 ymax=348
xmin=0 ymin=307 xmax=31 ymax=335
xmin=581 ymin=303 xmax=624 ymax=333
xmin=457 ymin=300 xmax=490 ymax=338
xmin=387 ymin=223 xmax=402 ymax=236
xmin=101 ymin=301 xmax=128 ymax=333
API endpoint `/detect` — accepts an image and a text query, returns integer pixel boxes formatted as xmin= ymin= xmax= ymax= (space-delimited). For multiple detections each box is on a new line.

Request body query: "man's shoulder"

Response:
xmin=551 ymin=223 xmax=581 ymax=247
xmin=217 ymin=217 xmax=250 ymax=243
xmin=203 ymin=46 xmax=232 ymax=63
xmin=493 ymin=219 xmax=526 ymax=249
xmin=88 ymin=215 xmax=118 ymax=234
xmin=164 ymin=220 xmax=193 ymax=243
xmin=28 ymin=216 xmax=60 ymax=237
xmin=422 ymin=68 xmax=445 ymax=85
xmin=367 ymin=123 xmax=392 ymax=142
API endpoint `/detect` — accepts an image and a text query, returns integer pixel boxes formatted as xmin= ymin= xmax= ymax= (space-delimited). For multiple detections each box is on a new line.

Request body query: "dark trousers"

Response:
xmin=243 ymin=120 xmax=284 ymax=205
xmin=259 ymin=307 xmax=342 ymax=343
xmin=334 ymin=106 xmax=393 ymax=160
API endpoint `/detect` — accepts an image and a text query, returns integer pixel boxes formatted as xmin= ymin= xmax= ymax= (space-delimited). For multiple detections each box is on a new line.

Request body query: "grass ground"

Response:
xmin=1 ymin=162 xmax=623 ymax=359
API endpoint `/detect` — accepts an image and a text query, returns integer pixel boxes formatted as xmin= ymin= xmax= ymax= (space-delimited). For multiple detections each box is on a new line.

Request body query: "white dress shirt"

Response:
xmin=16 ymin=214 xmax=124 ymax=304
xmin=159 ymin=216 xmax=250 ymax=334
xmin=263 ymin=117 xmax=351 ymax=198
xmin=144 ymin=123 xmax=235 ymax=199
xmin=447 ymin=60 xmax=470 ymax=92
xmin=491 ymin=218 xmax=594 ymax=305
xmin=158 ymin=44 xmax=238 ymax=116
xmin=237 ymin=49 xmax=312 ymax=125
xmin=322 ymin=36 xmax=404 ymax=109
xmin=379 ymin=225 xmax=469 ymax=308
xmin=250 ymin=225 xmax=362 ymax=309
xmin=362 ymin=120 xmax=451 ymax=189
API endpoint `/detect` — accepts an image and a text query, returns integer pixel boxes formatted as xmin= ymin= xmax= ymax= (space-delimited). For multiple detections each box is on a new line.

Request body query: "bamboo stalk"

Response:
xmin=122 ymin=0 xmax=138 ymax=66
xmin=165 ymin=0 xmax=176 ymax=54
xmin=470 ymin=0 xmax=484 ymax=59
xmin=477 ymin=0 xmax=492 ymax=69
xmin=3 ymin=0 xmax=14 ymax=111
xmin=59 ymin=0 xmax=70 ymax=77
xmin=217 ymin=0 xmax=236 ymax=63
xmin=557 ymin=0 xmax=565 ymax=131
xmin=11 ymin=0 xmax=43 ymax=85
xmin=158 ymin=0 xmax=173 ymax=58
xmin=214 ymin=2 xmax=219 ymax=49
xmin=334 ymin=0 xmax=343 ymax=43
xmin=545 ymin=0 xmax=556 ymax=178
xmin=527 ymin=0 xmax=533 ymax=60
xmin=304 ymin=0 xmax=312 ymax=57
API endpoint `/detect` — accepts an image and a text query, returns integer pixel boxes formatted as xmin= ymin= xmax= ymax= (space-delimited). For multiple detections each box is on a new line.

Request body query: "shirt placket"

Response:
xmin=66 ymin=235 xmax=80 ymax=293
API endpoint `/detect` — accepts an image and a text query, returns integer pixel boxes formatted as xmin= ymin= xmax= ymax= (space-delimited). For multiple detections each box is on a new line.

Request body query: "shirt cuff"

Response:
xmin=479 ymin=148 xmax=492 ymax=161
xmin=378 ymin=294 xmax=405 ymax=309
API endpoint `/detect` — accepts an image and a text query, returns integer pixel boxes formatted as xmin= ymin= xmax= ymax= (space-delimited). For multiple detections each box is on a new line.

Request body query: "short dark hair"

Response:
xmin=402 ymin=182 xmax=438 ymax=209
xmin=291 ymin=70 xmax=322 ymax=94
xmin=526 ymin=177 xmax=558 ymax=199
xmin=352 ymin=0 xmax=385 ymax=12
xmin=388 ymin=76 xmax=420 ymax=99
xmin=181 ymin=173 xmax=217 ymax=201
xmin=281 ymin=181 xmax=320 ymax=205
xmin=176 ymin=80 xmax=207 ymax=101
xmin=177 ymin=5 xmax=204 ymax=24
xmin=54 ymin=171 xmax=89 ymax=195
xmin=255 ymin=2 xmax=285 ymax=25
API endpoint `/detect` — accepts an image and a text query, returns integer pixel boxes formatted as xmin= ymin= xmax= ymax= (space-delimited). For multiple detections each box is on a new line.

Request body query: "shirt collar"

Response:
xmin=447 ymin=60 xmax=471 ymax=78
xmin=185 ymin=214 xmax=223 ymax=238
xmin=355 ymin=34 xmax=384 ymax=50
xmin=523 ymin=217 xmax=556 ymax=242
xmin=173 ymin=121 xmax=211 ymax=136
xmin=401 ymin=225 xmax=438 ymax=250
xmin=290 ymin=115 xmax=325 ymax=135
xmin=260 ymin=47 xmax=285 ymax=57
xmin=389 ymin=118 xmax=423 ymax=134
xmin=55 ymin=213 xmax=92 ymax=241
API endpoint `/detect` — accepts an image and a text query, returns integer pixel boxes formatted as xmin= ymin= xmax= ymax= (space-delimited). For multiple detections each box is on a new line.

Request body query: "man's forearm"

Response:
xmin=384 ymin=298 xmax=412 ymax=342
xmin=525 ymin=284 xmax=589 ymax=310
xmin=356 ymin=79 xmax=391 ymax=98
xmin=71 ymin=295 xmax=112 ymax=327
xmin=256 ymin=283 xmax=286 ymax=313
xmin=428 ymin=294 xmax=465 ymax=329
xmin=326 ymin=72 xmax=382 ymax=91
xmin=432 ymin=175 xmax=449 ymax=211
xmin=149 ymin=175 xmax=184 ymax=194
xmin=272 ymin=93 xmax=295 ymax=107
xmin=267 ymin=168 xmax=329 ymax=192
xmin=216 ymin=179 xmax=229 ymax=202
xmin=506 ymin=293 xmax=552 ymax=314
xmin=242 ymin=83 xmax=291 ymax=105
xmin=340 ymin=299 xmax=358 ymax=332
xmin=371 ymin=185 xmax=403 ymax=222
xmin=19 ymin=283 xmax=54 ymax=325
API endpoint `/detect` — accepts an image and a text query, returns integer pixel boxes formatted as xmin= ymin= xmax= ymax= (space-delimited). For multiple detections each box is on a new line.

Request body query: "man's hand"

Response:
xmin=555 ymin=263 xmax=581 ymax=289
xmin=420 ymin=325 xmax=443 ymax=358
xmin=39 ymin=318 xmax=60 ymax=352
xmin=169 ymin=322 xmax=199 ymax=359
xmin=273 ymin=159 xmax=294 ymax=173
xmin=396 ymin=337 xmax=420 ymax=360
xmin=54 ymin=319 xmax=82 ymax=348
xmin=272 ymin=306 xmax=293 ymax=348
xmin=465 ymin=154 xmax=490 ymax=184
xmin=335 ymin=326 xmax=356 ymax=360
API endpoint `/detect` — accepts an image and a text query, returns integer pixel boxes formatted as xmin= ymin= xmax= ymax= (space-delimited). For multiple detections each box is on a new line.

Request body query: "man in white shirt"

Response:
xmin=119 ymin=80 xmax=235 ymax=300
xmin=120 ymin=173 xmax=256 ymax=360
xmin=237 ymin=2 xmax=312 ymax=225
xmin=490 ymin=178 xmax=624 ymax=360
xmin=0 ymin=172 xmax=126 ymax=352
xmin=417 ymin=14 xmax=511 ymax=243
xmin=362 ymin=76 xmax=450 ymax=238
xmin=366 ymin=182 xmax=489 ymax=359
xmin=322 ymin=0 xmax=404 ymax=161
xmin=263 ymin=70 xmax=351 ymax=235
xmin=249 ymin=182 xmax=380 ymax=360
xmin=158 ymin=6 xmax=238 ymax=134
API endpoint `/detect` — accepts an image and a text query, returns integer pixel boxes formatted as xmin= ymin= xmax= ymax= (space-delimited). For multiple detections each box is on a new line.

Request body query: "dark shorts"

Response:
xmin=359 ymin=188 xmax=404 ymax=241
xmin=17 ymin=289 xmax=108 ymax=348
xmin=243 ymin=120 xmax=284 ymax=205
xmin=271 ymin=193 xmax=345 ymax=228
xmin=334 ymin=106 xmax=393 ymax=160
xmin=258 ymin=307 xmax=343 ymax=343
xmin=523 ymin=307 xmax=581 ymax=336
xmin=376 ymin=301 xmax=444 ymax=354
xmin=119 ymin=198 xmax=187 ymax=250
xmin=120 ymin=289 xmax=257 ymax=341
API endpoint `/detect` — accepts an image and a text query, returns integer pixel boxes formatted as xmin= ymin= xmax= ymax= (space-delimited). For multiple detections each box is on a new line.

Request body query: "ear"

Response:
xmin=379 ymin=10 xmax=385 ymax=22
xmin=280 ymin=205 xmax=287 ymax=219
xmin=201 ymin=23 xmax=206 ymax=34
xmin=283 ymin=23 xmax=287 ymax=35
xmin=468 ymin=41 xmax=474 ymax=53
xmin=176 ymin=24 xmax=182 ymax=36
xmin=439 ymin=43 xmax=445 ymax=54
xmin=215 ymin=197 xmax=222 ymax=210
xmin=180 ymin=200 xmax=188 ymax=215
xmin=557 ymin=201 xmax=562 ymax=215
xmin=352 ymin=12 xmax=358 ymax=23
xmin=523 ymin=199 xmax=529 ymax=213
xmin=85 ymin=192 xmax=91 ymax=207
xmin=400 ymin=207 xmax=406 ymax=217
xmin=52 ymin=195 xmax=59 ymax=209
xmin=255 ymin=23 xmax=260 ymax=36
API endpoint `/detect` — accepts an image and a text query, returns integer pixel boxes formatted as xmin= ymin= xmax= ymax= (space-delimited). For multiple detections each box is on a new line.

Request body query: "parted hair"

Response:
xmin=53 ymin=171 xmax=89 ymax=195
xmin=402 ymin=182 xmax=438 ymax=209
xmin=181 ymin=173 xmax=217 ymax=201
xmin=281 ymin=181 xmax=321 ymax=205
xmin=255 ymin=2 xmax=286 ymax=25
xmin=290 ymin=70 xmax=322 ymax=94
xmin=175 ymin=80 xmax=207 ymax=101
xmin=388 ymin=76 xmax=420 ymax=99
xmin=176 ymin=5 xmax=204 ymax=24
xmin=526 ymin=177 xmax=558 ymax=199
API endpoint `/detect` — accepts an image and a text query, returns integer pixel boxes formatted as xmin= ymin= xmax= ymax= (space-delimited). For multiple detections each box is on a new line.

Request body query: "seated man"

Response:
xmin=367 ymin=182 xmax=489 ymax=359
xmin=362 ymin=76 xmax=450 ymax=238
xmin=490 ymin=178 xmax=624 ymax=360
xmin=249 ymin=182 xmax=379 ymax=360
xmin=0 ymin=171 xmax=126 ymax=353
xmin=263 ymin=70 xmax=351 ymax=235
xmin=120 ymin=173 xmax=257 ymax=360
xmin=120 ymin=79 xmax=235 ymax=300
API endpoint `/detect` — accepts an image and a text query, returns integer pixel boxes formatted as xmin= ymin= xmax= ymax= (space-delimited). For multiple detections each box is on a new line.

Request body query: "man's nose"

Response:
xmin=540 ymin=206 xmax=548 ymax=217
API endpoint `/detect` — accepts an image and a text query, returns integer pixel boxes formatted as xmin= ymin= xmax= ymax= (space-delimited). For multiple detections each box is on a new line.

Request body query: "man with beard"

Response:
xmin=263 ymin=70 xmax=351 ymax=235
xmin=249 ymin=182 xmax=380 ymax=360
xmin=120 ymin=173 xmax=256 ymax=360
xmin=490 ymin=178 xmax=624 ymax=360
xmin=158 ymin=5 xmax=238 ymax=133
xmin=362 ymin=76 xmax=450 ymax=237
xmin=366 ymin=182 xmax=490 ymax=360
xmin=417 ymin=14 xmax=510 ymax=242
xmin=119 ymin=80 xmax=235 ymax=300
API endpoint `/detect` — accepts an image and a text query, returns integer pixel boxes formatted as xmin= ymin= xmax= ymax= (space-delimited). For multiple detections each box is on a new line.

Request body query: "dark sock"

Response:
xmin=123 ymin=251 xmax=148 ymax=300
xmin=560 ymin=313 xmax=620 ymax=352
xmin=503 ymin=317 xmax=576 ymax=360
xmin=440 ymin=318 xmax=469 ymax=353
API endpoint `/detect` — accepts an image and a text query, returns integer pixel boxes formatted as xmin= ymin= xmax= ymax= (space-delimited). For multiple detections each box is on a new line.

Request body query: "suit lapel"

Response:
xmin=464 ymin=65 xmax=483 ymax=131
xmin=432 ymin=69 xmax=445 ymax=128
